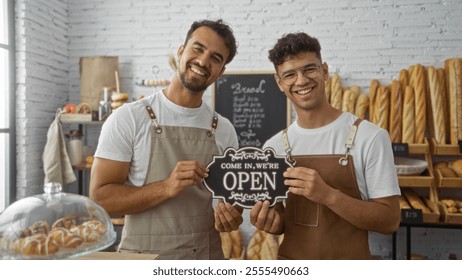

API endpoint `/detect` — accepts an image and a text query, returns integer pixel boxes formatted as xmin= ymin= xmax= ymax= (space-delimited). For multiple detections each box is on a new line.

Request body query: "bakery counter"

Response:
xmin=75 ymin=251 xmax=159 ymax=260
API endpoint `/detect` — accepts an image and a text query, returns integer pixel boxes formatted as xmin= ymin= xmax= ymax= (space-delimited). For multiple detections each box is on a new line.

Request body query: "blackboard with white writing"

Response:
xmin=213 ymin=73 xmax=290 ymax=148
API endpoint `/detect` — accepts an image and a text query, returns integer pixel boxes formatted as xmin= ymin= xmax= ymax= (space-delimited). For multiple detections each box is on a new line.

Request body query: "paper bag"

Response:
xmin=79 ymin=56 xmax=119 ymax=111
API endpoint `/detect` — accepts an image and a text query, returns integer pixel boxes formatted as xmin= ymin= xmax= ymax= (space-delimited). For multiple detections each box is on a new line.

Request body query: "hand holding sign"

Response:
xmin=203 ymin=147 xmax=292 ymax=208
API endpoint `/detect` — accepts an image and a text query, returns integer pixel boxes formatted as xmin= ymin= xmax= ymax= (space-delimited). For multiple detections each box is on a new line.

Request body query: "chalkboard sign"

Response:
xmin=213 ymin=72 xmax=291 ymax=148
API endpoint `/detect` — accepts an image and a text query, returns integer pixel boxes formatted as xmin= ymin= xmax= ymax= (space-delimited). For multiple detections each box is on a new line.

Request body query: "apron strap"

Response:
xmin=143 ymin=103 xmax=219 ymax=137
xmin=207 ymin=112 xmax=219 ymax=137
xmin=339 ymin=118 xmax=363 ymax=166
xmin=145 ymin=105 xmax=162 ymax=134
xmin=282 ymin=118 xmax=364 ymax=166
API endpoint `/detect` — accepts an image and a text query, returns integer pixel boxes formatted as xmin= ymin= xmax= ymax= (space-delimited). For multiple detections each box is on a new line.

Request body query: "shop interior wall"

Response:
xmin=14 ymin=0 xmax=462 ymax=259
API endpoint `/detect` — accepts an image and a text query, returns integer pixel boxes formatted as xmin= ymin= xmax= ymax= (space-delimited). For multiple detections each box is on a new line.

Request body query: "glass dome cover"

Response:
xmin=0 ymin=182 xmax=116 ymax=259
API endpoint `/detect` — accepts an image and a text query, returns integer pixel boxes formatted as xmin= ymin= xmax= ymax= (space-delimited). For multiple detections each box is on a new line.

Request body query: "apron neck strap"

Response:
xmin=282 ymin=117 xmax=364 ymax=165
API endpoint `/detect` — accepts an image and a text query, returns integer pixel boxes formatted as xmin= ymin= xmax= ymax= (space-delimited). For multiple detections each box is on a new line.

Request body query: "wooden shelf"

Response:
xmin=407 ymin=139 xmax=430 ymax=154
xmin=398 ymin=175 xmax=434 ymax=187
xmin=430 ymin=138 xmax=462 ymax=155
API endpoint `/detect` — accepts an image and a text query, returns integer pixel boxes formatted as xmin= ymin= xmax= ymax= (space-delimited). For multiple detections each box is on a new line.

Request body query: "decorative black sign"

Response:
xmin=213 ymin=73 xmax=289 ymax=148
xmin=203 ymin=147 xmax=293 ymax=208
xmin=392 ymin=143 xmax=409 ymax=157
xmin=401 ymin=209 xmax=423 ymax=223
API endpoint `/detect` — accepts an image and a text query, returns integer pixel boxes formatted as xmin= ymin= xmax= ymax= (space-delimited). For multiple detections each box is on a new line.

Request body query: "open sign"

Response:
xmin=203 ymin=147 xmax=292 ymax=208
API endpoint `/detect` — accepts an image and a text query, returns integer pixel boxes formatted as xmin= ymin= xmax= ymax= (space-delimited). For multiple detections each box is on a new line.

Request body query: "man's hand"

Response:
xmin=164 ymin=160 xmax=209 ymax=198
xmin=214 ymin=202 xmax=243 ymax=232
xmin=250 ymin=200 xmax=281 ymax=234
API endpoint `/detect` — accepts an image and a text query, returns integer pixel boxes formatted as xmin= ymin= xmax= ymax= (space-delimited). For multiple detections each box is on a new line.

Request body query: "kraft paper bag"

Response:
xmin=80 ymin=56 xmax=119 ymax=111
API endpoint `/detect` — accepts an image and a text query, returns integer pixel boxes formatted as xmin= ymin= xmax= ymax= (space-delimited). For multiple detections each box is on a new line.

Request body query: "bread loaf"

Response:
xmin=444 ymin=58 xmax=462 ymax=144
xmin=402 ymin=189 xmax=431 ymax=214
xmin=325 ymin=73 xmax=332 ymax=103
xmin=402 ymin=86 xmax=415 ymax=144
xmin=246 ymin=230 xmax=265 ymax=260
xmin=369 ymin=79 xmax=380 ymax=124
xmin=330 ymin=73 xmax=343 ymax=110
xmin=354 ymin=93 xmax=369 ymax=119
xmin=260 ymin=233 xmax=278 ymax=260
xmin=399 ymin=196 xmax=411 ymax=209
xmin=436 ymin=166 xmax=458 ymax=178
xmin=342 ymin=89 xmax=358 ymax=113
xmin=412 ymin=65 xmax=427 ymax=144
xmin=389 ymin=80 xmax=403 ymax=143
xmin=374 ymin=86 xmax=390 ymax=131
xmin=246 ymin=229 xmax=279 ymax=260
xmin=399 ymin=69 xmax=409 ymax=91
xmin=437 ymin=68 xmax=450 ymax=143
xmin=449 ymin=159 xmax=462 ymax=177
xmin=427 ymin=66 xmax=446 ymax=144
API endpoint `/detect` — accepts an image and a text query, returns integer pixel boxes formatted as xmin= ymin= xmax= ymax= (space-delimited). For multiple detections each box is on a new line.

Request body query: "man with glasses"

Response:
xmin=250 ymin=32 xmax=401 ymax=259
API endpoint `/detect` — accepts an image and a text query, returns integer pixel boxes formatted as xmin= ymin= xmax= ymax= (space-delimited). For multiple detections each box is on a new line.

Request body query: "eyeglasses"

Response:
xmin=279 ymin=64 xmax=322 ymax=86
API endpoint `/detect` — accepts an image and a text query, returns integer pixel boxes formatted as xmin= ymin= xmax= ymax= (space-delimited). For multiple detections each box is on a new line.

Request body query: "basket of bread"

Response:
xmin=0 ymin=182 xmax=116 ymax=259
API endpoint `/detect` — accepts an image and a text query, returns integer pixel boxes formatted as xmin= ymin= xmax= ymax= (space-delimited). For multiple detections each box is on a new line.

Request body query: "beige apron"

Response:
xmin=118 ymin=105 xmax=224 ymax=260
xmin=278 ymin=118 xmax=371 ymax=260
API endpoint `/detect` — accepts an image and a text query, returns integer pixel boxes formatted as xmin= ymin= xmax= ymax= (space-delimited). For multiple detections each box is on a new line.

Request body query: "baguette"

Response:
xmin=412 ymin=64 xmax=427 ymax=144
xmin=399 ymin=69 xmax=409 ymax=91
xmin=374 ymin=86 xmax=390 ymax=131
xmin=325 ymin=73 xmax=332 ymax=103
xmin=330 ymin=73 xmax=343 ymax=110
xmin=354 ymin=93 xmax=369 ymax=119
xmin=437 ymin=68 xmax=450 ymax=143
xmin=342 ymin=89 xmax=359 ymax=113
xmin=427 ymin=66 xmax=446 ymax=144
xmin=389 ymin=80 xmax=403 ymax=143
xmin=369 ymin=80 xmax=380 ymax=124
xmin=399 ymin=196 xmax=411 ymax=209
xmin=402 ymin=190 xmax=431 ymax=214
xmin=444 ymin=58 xmax=462 ymax=144
xmin=402 ymin=86 xmax=415 ymax=144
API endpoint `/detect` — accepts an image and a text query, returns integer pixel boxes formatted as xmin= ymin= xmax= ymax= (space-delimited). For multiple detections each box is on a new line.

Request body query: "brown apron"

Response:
xmin=278 ymin=118 xmax=371 ymax=260
xmin=118 ymin=105 xmax=224 ymax=260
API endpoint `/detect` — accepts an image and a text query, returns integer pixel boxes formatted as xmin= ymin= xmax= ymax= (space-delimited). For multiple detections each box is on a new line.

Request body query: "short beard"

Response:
xmin=179 ymin=72 xmax=208 ymax=93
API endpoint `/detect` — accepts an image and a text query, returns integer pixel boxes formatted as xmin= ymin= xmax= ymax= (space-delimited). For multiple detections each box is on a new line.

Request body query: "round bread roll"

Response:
xmin=449 ymin=159 xmax=462 ymax=177
xmin=438 ymin=167 xmax=457 ymax=178
xmin=111 ymin=92 xmax=129 ymax=102
xmin=434 ymin=161 xmax=448 ymax=169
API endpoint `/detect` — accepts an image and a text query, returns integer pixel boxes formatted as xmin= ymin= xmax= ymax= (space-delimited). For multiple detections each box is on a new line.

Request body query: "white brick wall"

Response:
xmin=15 ymin=0 xmax=462 ymax=259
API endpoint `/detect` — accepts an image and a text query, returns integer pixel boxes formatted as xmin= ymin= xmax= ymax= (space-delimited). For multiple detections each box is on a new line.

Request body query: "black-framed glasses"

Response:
xmin=279 ymin=64 xmax=322 ymax=86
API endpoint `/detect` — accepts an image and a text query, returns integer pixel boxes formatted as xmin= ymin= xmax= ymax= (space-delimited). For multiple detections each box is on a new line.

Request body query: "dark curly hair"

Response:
xmin=184 ymin=19 xmax=238 ymax=65
xmin=268 ymin=32 xmax=322 ymax=67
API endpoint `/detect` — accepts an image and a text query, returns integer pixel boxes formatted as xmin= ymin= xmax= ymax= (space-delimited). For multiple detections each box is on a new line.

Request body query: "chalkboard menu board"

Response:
xmin=213 ymin=72 xmax=290 ymax=148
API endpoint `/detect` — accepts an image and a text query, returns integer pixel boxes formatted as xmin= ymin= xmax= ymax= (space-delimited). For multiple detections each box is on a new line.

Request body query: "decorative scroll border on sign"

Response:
xmin=203 ymin=147 xmax=293 ymax=208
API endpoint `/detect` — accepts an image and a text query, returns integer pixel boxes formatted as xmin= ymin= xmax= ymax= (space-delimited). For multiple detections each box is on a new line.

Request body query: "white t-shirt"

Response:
xmin=95 ymin=90 xmax=239 ymax=187
xmin=263 ymin=112 xmax=400 ymax=200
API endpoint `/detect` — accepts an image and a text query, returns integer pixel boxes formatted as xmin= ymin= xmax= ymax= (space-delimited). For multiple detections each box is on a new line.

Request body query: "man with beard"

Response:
xmin=90 ymin=19 xmax=242 ymax=259
xmin=250 ymin=32 xmax=400 ymax=259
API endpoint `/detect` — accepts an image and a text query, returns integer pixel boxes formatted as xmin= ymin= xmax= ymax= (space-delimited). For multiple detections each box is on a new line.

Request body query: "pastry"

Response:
xmin=52 ymin=216 xmax=78 ymax=229
xmin=28 ymin=220 xmax=50 ymax=235
xmin=10 ymin=233 xmax=60 ymax=256
xmin=70 ymin=224 xmax=100 ymax=242
xmin=82 ymin=219 xmax=107 ymax=235
xmin=48 ymin=228 xmax=83 ymax=248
